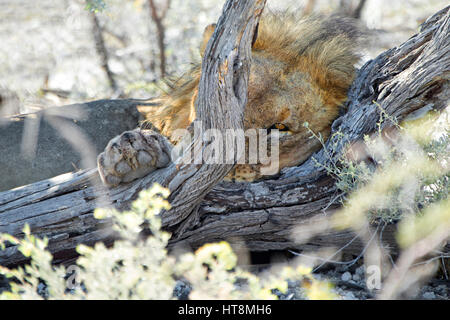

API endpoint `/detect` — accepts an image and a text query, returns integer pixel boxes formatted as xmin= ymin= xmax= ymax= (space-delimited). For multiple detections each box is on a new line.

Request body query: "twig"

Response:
xmin=89 ymin=11 xmax=118 ymax=93
xmin=148 ymin=0 xmax=171 ymax=78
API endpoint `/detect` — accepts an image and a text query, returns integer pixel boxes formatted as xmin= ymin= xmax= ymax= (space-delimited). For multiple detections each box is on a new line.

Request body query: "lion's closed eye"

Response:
xmin=268 ymin=123 xmax=289 ymax=131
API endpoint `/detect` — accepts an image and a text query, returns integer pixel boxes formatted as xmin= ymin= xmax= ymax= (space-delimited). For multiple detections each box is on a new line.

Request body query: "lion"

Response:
xmin=97 ymin=12 xmax=363 ymax=187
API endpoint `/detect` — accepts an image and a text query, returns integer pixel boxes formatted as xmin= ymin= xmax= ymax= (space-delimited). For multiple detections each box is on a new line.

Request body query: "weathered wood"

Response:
xmin=155 ymin=0 xmax=267 ymax=232
xmin=0 ymin=5 xmax=449 ymax=267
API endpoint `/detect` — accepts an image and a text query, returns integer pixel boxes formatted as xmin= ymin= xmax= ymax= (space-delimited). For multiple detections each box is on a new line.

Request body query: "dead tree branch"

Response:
xmin=148 ymin=0 xmax=171 ymax=78
xmin=89 ymin=11 xmax=118 ymax=92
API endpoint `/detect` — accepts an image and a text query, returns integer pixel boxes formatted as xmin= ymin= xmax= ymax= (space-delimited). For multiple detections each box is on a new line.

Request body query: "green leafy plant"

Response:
xmin=305 ymin=107 xmax=449 ymax=226
xmin=0 ymin=184 xmax=336 ymax=300
xmin=303 ymin=107 xmax=449 ymax=298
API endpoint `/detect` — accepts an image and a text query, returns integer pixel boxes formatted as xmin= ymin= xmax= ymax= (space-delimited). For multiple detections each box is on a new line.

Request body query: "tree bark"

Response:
xmin=339 ymin=0 xmax=367 ymax=19
xmin=352 ymin=0 xmax=367 ymax=19
xmin=0 ymin=5 xmax=448 ymax=268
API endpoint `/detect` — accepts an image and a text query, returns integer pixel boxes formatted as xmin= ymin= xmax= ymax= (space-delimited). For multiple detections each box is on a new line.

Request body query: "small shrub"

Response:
xmin=0 ymin=184 xmax=336 ymax=300
xmin=305 ymin=107 xmax=449 ymax=226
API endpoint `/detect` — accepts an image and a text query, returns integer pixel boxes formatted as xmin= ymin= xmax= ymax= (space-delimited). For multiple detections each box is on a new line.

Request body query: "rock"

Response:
xmin=0 ymin=99 xmax=148 ymax=191
xmin=341 ymin=271 xmax=352 ymax=282
xmin=343 ymin=291 xmax=356 ymax=300
xmin=355 ymin=265 xmax=365 ymax=276
xmin=436 ymin=285 xmax=447 ymax=294
xmin=37 ymin=282 xmax=49 ymax=299
xmin=173 ymin=280 xmax=192 ymax=300
xmin=422 ymin=291 xmax=436 ymax=300
xmin=352 ymin=273 xmax=361 ymax=282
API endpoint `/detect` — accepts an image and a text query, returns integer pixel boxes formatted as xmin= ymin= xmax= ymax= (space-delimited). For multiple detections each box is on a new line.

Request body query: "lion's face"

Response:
xmin=144 ymin=14 xmax=359 ymax=182
xmin=225 ymin=51 xmax=337 ymax=181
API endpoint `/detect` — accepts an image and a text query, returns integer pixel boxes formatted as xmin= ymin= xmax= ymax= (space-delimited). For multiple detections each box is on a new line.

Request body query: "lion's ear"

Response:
xmin=200 ymin=23 xmax=216 ymax=57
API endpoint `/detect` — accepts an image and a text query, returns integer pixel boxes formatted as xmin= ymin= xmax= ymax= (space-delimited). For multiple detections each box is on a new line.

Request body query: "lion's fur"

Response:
xmin=140 ymin=12 xmax=363 ymax=181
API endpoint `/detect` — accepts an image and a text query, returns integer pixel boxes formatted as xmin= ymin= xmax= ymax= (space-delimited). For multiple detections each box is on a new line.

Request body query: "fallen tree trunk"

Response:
xmin=0 ymin=6 xmax=449 ymax=267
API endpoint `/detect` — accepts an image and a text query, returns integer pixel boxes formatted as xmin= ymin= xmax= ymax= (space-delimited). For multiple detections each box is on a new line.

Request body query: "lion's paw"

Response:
xmin=97 ymin=129 xmax=172 ymax=187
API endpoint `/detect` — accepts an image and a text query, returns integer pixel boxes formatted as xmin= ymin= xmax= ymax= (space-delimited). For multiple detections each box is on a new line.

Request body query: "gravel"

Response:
xmin=422 ymin=292 xmax=436 ymax=300
xmin=319 ymin=263 xmax=449 ymax=300
xmin=1 ymin=263 xmax=448 ymax=300
xmin=341 ymin=272 xmax=352 ymax=282
xmin=1 ymin=0 xmax=447 ymax=113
